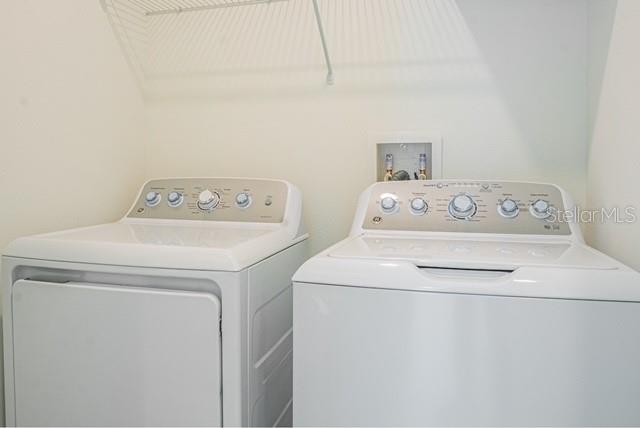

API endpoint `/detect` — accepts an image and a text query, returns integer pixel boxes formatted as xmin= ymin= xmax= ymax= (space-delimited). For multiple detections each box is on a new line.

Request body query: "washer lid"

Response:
xmin=3 ymin=220 xmax=306 ymax=271
xmin=293 ymin=235 xmax=640 ymax=302
xmin=328 ymin=235 xmax=617 ymax=271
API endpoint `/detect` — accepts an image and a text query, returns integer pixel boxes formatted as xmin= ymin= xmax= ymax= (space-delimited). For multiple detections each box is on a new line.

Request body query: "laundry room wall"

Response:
xmin=141 ymin=0 xmax=589 ymax=253
xmin=0 ymin=0 xmax=146 ymax=254
xmin=586 ymin=0 xmax=640 ymax=270
xmin=0 ymin=1 xmax=146 ymax=422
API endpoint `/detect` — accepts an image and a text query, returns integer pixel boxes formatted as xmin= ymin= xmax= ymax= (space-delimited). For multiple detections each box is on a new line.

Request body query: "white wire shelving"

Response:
xmin=102 ymin=0 xmax=484 ymax=96
xmin=136 ymin=0 xmax=291 ymax=16
xmin=100 ymin=0 xmax=335 ymax=92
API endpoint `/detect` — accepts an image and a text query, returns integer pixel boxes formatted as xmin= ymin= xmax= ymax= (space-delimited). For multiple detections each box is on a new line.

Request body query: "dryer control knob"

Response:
xmin=530 ymin=199 xmax=551 ymax=219
xmin=197 ymin=190 xmax=220 ymax=211
xmin=145 ymin=191 xmax=161 ymax=207
xmin=167 ymin=191 xmax=184 ymax=208
xmin=235 ymin=192 xmax=252 ymax=209
xmin=498 ymin=198 xmax=519 ymax=218
xmin=380 ymin=195 xmax=398 ymax=214
xmin=449 ymin=193 xmax=477 ymax=219
xmin=409 ymin=198 xmax=428 ymax=215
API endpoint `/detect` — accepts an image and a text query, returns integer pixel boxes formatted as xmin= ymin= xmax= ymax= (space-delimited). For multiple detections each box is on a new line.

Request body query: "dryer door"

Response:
xmin=11 ymin=279 xmax=222 ymax=427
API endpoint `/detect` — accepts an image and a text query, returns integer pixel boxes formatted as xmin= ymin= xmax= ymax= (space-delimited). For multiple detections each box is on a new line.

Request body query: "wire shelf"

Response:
xmin=102 ymin=0 xmax=482 ymax=96
xmin=133 ymin=0 xmax=290 ymax=16
xmin=101 ymin=0 xmax=334 ymax=93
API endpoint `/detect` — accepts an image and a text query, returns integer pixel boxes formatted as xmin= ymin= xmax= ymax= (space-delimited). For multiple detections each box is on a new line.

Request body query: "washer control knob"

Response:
xmin=167 ymin=191 xmax=184 ymax=208
xmin=380 ymin=195 xmax=398 ymax=214
xmin=530 ymin=199 xmax=551 ymax=219
xmin=145 ymin=191 xmax=161 ymax=207
xmin=197 ymin=190 xmax=220 ymax=211
xmin=409 ymin=198 xmax=428 ymax=215
xmin=448 ymin=193 xmax=477 ymax=219
xmin=235 ymin=192 xmax=252 ymax=209
xmin=498 ymin=198 xmax=519 ymax=218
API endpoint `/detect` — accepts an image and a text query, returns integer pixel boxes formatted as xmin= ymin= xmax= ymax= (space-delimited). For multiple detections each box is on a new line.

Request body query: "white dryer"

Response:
xmin=2 ymin=177 xmax=308 ymax=427
xmin=293 ymin=180 xmax=640 ymax=427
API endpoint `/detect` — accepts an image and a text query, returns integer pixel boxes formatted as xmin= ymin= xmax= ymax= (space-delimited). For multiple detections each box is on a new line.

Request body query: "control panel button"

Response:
xmin=530 ymin=199 xmax=551 ymax=219
xmin=498 ymin=198 xmax=519 ymax=218
xmin=448 ymin=193 xmax=477 ymax=220
xmin=167 ymin=191 xmax=184 ymax=208
xmin=235 ymin=192 xmax=252 ymax=209
xmin=145 ymin=191 xmax=161 ymax=207
xmin=380 ymin=195 xmax=399 ymax=214
xmin=409 ymin=198 xmax=428 ymax=215
xmin=197 ymin=190 xmax=220 ymax=211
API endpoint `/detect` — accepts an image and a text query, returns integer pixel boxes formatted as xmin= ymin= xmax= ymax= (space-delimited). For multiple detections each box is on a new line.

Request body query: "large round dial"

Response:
xmin=167 ymin=191 xmax=184 ymax=208
xmin=144 ymin=191 xmax=161 ymax=207
xmin=448 ymin=193 xmax=477 ymax=219
xmin=409 ymin=198 xmax=428 ymax=215
xmin=498 ymin=198 xmax=519 ymax=218
xmin=197 ymin=189 xmax=220 ymax=211
xmin=380 ymin=195 xmax=399 ymax=214
xmin=530 ymin=199 xmax=551 ymax=219
xmin=235 ymin=192 xmax=252 ymax=209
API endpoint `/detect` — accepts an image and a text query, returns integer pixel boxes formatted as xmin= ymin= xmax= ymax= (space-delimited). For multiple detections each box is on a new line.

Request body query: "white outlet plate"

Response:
xmin=369 ymin=132 xmax=443 ymax=182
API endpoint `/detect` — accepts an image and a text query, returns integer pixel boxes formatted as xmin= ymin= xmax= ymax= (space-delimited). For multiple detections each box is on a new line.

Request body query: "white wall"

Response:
xmin=0 ymin=1 xmax=146 ymax=421
xmin=587 ymin=0 xmax=618 ymax=135
xmin=0 ymin=0 xmax=593 ymax=258
xmin=587 ymin=0 xmax=640 ymax=270
xmin=0 ymin=0 xmax=146 ymax=252
xmin=144 ymin=0 xmax=589 ymax=253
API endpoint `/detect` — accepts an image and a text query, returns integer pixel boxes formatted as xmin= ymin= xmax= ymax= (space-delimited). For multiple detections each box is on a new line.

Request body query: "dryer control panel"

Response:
xmin=361 ymin=181 xmax=572 ymax=235
xmin=127 ymin=178 xmax=288 ymax=223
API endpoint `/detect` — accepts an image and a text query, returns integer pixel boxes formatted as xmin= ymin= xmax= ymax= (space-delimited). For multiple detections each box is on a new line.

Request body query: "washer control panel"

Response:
xmin=362 ymin=181 xmax=571 ymax=235
xmin=127 ymin=178 xmax=287 ymax=223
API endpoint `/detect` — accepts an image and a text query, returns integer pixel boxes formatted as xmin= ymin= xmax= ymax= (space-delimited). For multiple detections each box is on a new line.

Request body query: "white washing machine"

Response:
xmin=293 ymin=180 xmax=640 ymax=427
xmin=2 ymin=177 xmax=308 ymax=427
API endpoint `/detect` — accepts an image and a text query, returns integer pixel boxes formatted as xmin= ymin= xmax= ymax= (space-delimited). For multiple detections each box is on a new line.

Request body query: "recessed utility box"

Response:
xmin=370 ymin=132 xmax=443 ymax=182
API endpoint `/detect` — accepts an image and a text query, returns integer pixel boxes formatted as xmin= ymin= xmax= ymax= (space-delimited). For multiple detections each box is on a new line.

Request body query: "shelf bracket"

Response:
xmin=311 ymin=0 xmax=334 ymax=85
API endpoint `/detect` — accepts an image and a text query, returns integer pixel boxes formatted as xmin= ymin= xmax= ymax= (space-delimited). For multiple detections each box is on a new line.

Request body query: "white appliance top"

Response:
xmin=329 ymin=236 xmax=613 ymax=271
xmin=294 ymin=180 xmax=640 ymax=302
xmin=4 ymin=178 xmax=307 ymax=271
